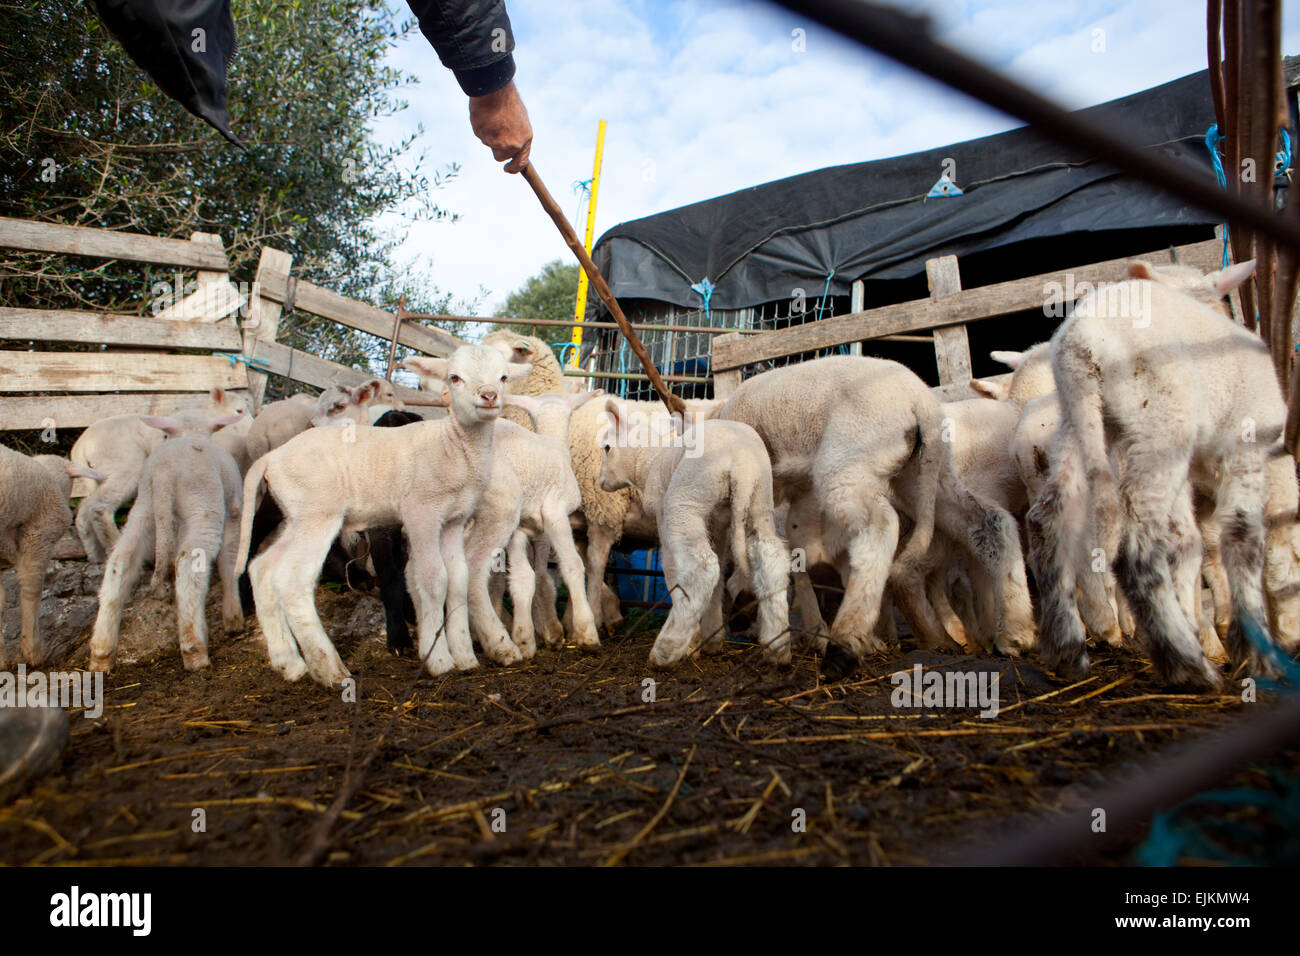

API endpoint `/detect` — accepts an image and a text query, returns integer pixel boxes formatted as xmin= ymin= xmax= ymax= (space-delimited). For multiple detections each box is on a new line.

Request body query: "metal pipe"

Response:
xmin=564 ymin=369 xmax=712 ymax=384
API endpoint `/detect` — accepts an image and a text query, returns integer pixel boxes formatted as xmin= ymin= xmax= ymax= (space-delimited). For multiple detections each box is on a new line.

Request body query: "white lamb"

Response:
xmin=718 ymin=356 xmax=1036 ymax=678
xmin=0 ymin=446 xmax=81 ymax=665
xmin=1030 ymin=258 xmax=1283 ymax=688
xmin=477 ymin=391 xmax=604 ymax=656
xmin=70 ymin=387 xmax=251 ymax=561
xmin=235 ymin=346 xmax=531 ymax=686
xmin=88 ymin=413 xmax=244 ymax=672
xmin=241 ymin=379 xmax=399 ymax=464
xmin=598 ymin=400 xmax=791 ymax=667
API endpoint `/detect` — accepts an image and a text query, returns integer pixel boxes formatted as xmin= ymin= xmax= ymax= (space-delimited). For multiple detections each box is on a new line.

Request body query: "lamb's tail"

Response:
xmin=728 ymin=467 xmax=759 ymax=587
xmin=1056 ymin=339 xmax=1121 ymax=558
xmin=896 ymin=393 xmax=942 ymax=571
xmin=152 ymin=475 xmax=176 ymax=579
xmin=235 ymin=454 xmax=269 ymax=577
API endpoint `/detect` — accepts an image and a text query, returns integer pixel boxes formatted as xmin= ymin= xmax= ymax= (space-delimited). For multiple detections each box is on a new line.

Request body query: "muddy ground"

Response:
xmin=0 ymin=571 xmax=1295 ymax=866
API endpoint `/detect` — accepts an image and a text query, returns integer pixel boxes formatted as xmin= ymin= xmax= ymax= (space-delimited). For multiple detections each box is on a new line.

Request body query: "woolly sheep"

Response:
xmin=718 ymin=356 xmax=1036 ymax=679
xmin=481 ymin=331 xmax=569 ymax=427
xmin=87 ymin=414 xmax=244 ymax=672
xmin=70 ymin=387 xmax=251 ymax=562
xmin=1030 ymin=258 xmax=1281 ymax=689
xmin=0 ymin=445 xmax=76 ymax=665
xmin=235 ymin=346 xmax=531 ymax=686
xmin=242 ymin=379 xmax=397 ymax=464
xmin=598 ymin=402 xmax=791 ymax=667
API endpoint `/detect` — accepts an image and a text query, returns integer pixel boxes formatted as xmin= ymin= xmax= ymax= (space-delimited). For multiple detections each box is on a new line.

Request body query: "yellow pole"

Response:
xmin=570 ymin=120 xmax=606 ymax=365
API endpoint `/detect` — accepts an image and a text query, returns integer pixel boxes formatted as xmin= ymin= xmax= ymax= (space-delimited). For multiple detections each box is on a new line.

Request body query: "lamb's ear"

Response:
xmin=504 ymin=393 xmax=540 ymax=414
xmin=970 ymin=378 xmax=1009 ymax=401
xmin=141 ymin=416 xmax=181 ymax=436
xmin=402 ymin=356 xmax=448 ymax=380
xmin=604 ymin=397 xmax=624 ymax=434
xmin=210 ymin=414 xmax=242 ymax=432
xmin=351 ymin=380 xmax=381 ymax=406
xmin=1128 ymin=260 xmax=1159 ymax=280
xmin=504 ymin=362 xmax=533 ymax=381
xmin=565 ymin=389 xmax=603 ymax=411
xmin=512 ymin=340 xmax=532 ymax=360
xmin=988 ymin=350 xmax=1024 ymax=370
xmin=1207 ymin=258 xmax=1256 ymax=296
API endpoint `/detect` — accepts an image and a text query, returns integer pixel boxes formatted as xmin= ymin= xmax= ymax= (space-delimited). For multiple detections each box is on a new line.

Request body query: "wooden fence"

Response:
xmin=710 ymin=238 xmax=1232 ymax=402
xmin=0 ymin=218 xmax=466 ymax=432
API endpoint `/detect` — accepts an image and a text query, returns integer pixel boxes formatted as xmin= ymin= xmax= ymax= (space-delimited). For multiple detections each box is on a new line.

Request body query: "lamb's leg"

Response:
xmin=86 ymin=474 xmax=136 ymax=561
xmin=440 ymin=518 xmax=477 ymax=671
xmin=15 ymin=532 xmax=56 ymax=667
xmin=531 ymin=538 xmax=565 ymax=650
xmin=368 ymin=529 xmax=413 ymax=654
xmin=175 ymin=536 xmax=215 ymax=671
xmin=793 ymin=569 xmax=830 ymax=652
xmin=700 ymin=575 xmax=726 ymax=655
xmin=218 ymin=514 xmax=243 ymax=636
xmin=750 ymin=525 xmax=792 ymax=665
xmin=404 ymin=523 xmax=454 ymax=676
xmin=1113 ymin=455 xmax=1219 ymax=690
xmin=74 ymin=496 xmax=106 ymax=563
xmin=489 ymin=570 xmax=511 ymax=631
xmin=543 ymin=505 xmax=600 ymax=652
xmin=464 ymin=521 xmax=522 ymax=666
xmin=88 ymin=514 xmax=152 ymax=671
xmin=1026 ymin=436 xmax=1091 ymax=680
xmin=248 ymin=530 xmax=307 ymax=681
xmin=583 ymin=523 xmax=619 ymax=636
xmin=505 ymin=530 xmax=537 ymax=659
xmin=926 ymin=558 xmax=969 ymax=648
xmin=277 ymin=520 xmax=351 ymax=687
xmin=820 ymin=479 xmax=898 ymax=671
xmin=1216 ymin=448 xmax=1280 ymax=678
xmin=650 ymin=521 xmax=718 ymax=667
xmin=1263 ymin=451 xmax=1300 ymax=652
xmin=1199 ymin=503 xmax=1233 ymax=641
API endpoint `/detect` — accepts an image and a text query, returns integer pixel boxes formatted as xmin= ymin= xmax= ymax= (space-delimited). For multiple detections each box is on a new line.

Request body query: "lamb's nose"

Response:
xmin=480 ymin=390 xmax=498 ymax=405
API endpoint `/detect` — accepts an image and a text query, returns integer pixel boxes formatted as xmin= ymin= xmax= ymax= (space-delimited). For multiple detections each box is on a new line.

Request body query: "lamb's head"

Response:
xmin=1128 ymin=258 xmax=1256 ymax=313
xmin=208 ymin=386 xmax=253 ymax=423
xmin=505 ymin=389 xmax=603 ymax=440
xmin=972 ymin=342 xmax=1053 ymax=405
xmin=484 ymin=330 xmax=549 ymax=368
xmin=402 ymin=346 xmax=532 ymax=425
xmin=142 ymin=412 xmax=242 ymax=439
xmin=310 ymin=379 xmax=401 ymax=428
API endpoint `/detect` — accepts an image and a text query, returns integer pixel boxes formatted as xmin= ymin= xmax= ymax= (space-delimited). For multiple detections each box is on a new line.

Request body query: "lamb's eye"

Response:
xmin=500 ymin=374 xmax=508 ymax=383
xmin=603 ymin=443 xmax=611 ymax=454
xmin=449 ymin=375 xmax=462 ymax=385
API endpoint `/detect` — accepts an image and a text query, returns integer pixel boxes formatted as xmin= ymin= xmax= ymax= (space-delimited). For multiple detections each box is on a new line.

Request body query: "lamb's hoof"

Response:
xmin=820 ymin=643 xmax=860 ymax=682
xmin=1043 ymin=648 xmax=1090 ymax=683
xmin=386 ymin=631 xmax=413 ymax=656
xmin=87 ymin=654 xmax=112 ymax=673
xmin=222 ymin=615 xmax=244 ymax=637
xmin=453 ymin=658 xmax=480 ymax=673
xmin=181 ymin=651 xmax=211 ymax=672
xmin=1159 ymin=654 xmax=1221 ymax=692
xmin=541 ymin=627 xmax=566 ymax=651
xmin=486 ymin=642 xmax=523 ymax=667
xmin=577 ymin=639 xmax=602 ymax=656
xmin=276 ymin=657 xmax=309 ymax=683
xmin=925 ymin=635 xmax=965 ymax=656
xmin=761 ymin=637 xmax=793 ymax=668
xmin=0 ymin=706 xmax=69 ymax=805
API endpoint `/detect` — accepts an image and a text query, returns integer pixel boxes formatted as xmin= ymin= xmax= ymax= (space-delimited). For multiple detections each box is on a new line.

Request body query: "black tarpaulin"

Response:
xmin=590 ymin=69 xmax=1225 ymax=314
xmin=91 ymin=0 xmax=242 ymax=146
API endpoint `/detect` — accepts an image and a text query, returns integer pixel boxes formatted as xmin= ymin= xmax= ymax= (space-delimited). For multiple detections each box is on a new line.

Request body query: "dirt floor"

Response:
xmin=0 ymin=579 xmax=1295 ymax=867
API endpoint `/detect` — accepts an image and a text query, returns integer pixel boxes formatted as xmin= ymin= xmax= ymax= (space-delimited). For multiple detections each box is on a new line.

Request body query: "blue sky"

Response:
xmin=374 ymin=0 xmax=1300 ymax=315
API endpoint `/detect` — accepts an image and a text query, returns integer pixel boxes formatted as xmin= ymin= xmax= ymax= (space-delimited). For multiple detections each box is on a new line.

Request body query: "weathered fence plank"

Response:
xmin=0 ymin=390 xmax=247 ymax=431
xmin=0 ymin=309 xmax=242 ymax=350
xmin=0 ymin=352 xmax=244 ymax=393
xmin=927 ymin=255 xmax=972 ymax=385
xmin=243 ymin=247 xmax=293 ymax=409
xmin=250 ymin=339 xmax=424 ymax=404
xmin=711 ymin=239 xmax=1221 ymax=371
xmin=0 ymin=216 xmax=229 ymax=270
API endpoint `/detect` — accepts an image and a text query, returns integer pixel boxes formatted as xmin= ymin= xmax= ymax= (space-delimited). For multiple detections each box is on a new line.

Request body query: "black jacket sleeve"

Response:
xmin=406 ymin=0 xmax=517 ymax=97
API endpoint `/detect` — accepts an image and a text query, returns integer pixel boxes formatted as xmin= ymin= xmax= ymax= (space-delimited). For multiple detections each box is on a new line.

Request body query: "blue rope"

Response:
xmin=1277 ymin=128 xmax=1292 ymax=182
xmin=552 ymin=341 xmax=578 ymax=367
xmin=1137 ymin=615 xmax=1299 ymax=866
xmin=1205 ymin=125 xmax=1231 ymax=269
xmin=690 ymin=278 xmax=715 ymax=320
xmin=218 ymin=352 xmax=271 ymax=371
xmin=812 ymin=270 xmax=849 ymax=355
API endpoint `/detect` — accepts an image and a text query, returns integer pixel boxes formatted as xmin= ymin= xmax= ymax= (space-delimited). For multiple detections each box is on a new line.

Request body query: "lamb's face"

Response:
xmin=404 ymin=346 xmax=532 ymax=425
xmin=209 ymin=386 xmax=253 ymax=423
xmin=597 ymin=399 xmax=638 ymax=492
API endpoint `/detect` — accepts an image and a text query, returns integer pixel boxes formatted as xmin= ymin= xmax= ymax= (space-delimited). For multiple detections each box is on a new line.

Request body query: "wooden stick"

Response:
xmin=522 ymin=163 xmax=687 ymax=418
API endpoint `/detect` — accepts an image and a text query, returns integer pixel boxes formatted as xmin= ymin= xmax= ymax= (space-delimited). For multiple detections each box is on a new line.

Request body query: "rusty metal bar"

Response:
xmin=564 ymin=369 xmax=711 ymax=384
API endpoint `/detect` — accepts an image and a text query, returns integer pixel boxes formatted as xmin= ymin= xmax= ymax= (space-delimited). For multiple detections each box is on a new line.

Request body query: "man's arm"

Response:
xmin=407 ymin=0 xmax=533 ymax=172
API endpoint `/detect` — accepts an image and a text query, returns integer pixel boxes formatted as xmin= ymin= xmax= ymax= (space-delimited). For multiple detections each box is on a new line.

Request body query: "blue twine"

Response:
xmin=218 ymin=352 xmax=271 ymax=371
xmin=1276 ymin=128 xmax=1292 ymax=182
xmin=1136 ymin=615 xmax=1299 ymax=866
xmin=690 ymin=277 xmax=715 ymax=320
xmin=1205 ymin=125 xmax=1231 ymax=269
xmin=571 ymin=178 xmax=593 ymax=197
xmin=552 ymin=341 xmax=578 ymax=367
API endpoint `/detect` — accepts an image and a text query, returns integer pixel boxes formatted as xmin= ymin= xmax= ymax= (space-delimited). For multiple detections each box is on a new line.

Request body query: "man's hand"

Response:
xmin=469 ymin=80 xmax=532 ymax=173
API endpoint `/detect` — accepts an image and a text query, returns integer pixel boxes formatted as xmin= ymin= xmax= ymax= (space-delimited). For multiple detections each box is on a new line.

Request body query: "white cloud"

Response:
xmin=373 ymin=0 xmax=1300 ymax=315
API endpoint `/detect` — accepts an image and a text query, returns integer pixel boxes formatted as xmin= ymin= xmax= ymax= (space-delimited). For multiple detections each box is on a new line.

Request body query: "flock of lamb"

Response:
xmin=2 ymin=257 xmax=1299 ymax=695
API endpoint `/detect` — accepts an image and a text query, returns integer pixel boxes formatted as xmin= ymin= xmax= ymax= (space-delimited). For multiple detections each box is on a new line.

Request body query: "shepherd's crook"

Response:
xmin=522 ymin=163 xmax=688 ymax=419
